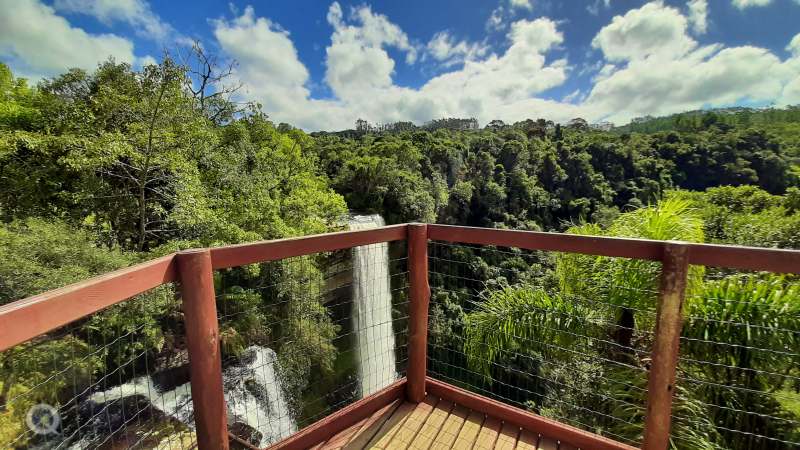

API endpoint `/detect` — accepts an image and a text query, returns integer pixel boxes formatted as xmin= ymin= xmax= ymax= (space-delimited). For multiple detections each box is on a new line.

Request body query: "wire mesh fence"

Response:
xmin=214 ymin=240 xmax=410 ymax=448
xmin=674 ymin=268 xmax=800 ymax=450
xmin=426 ymin=240 xmax=655 ymax=447
xmin=427 ymin=240 xmax=800 ymax=450
xmin=0 ymin=283 xmax=198 ymax=450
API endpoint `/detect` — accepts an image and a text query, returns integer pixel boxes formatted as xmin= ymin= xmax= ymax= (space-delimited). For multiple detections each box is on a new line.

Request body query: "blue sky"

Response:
xmin=1 ymin=0 xmax=799 ymax=130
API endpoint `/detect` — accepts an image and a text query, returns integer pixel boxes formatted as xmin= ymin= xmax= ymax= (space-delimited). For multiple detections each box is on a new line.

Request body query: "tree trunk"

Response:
xmin=614 ymin=307 xmax=635 ymax=359
xmin=137 ymin=182 xmax=146 ymax=251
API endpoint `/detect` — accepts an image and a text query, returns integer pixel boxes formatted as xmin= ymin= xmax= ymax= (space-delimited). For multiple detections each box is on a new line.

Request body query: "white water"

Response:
xmin=223 ymin=346 xmax=296 ymax=446
xmin=88 ymin=377 xmax=194 ymax=424
xmin=86 ymin=346 xmax=295 ymax=447
xmin=349 ymin=214 xmax=397 ymax=397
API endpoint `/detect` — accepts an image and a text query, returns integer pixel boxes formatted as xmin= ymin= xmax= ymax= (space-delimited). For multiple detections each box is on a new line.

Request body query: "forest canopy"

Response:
xmin=1 ymin=56 xmax=800 ymax=449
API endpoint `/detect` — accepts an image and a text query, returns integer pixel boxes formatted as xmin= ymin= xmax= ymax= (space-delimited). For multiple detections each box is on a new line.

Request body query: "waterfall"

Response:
xmin=223 ymin=346 xmax=296 ymax=446
xmin=349 ymin=214 xmax=397 ymax=397
xmin=83 ymin=346 xmax=295 ymax=448
xmin=87 ymin=376 xmax=194 ymax=423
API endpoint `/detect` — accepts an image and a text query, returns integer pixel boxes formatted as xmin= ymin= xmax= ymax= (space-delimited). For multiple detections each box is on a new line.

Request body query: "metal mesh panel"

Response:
xmin=427 ymin=240 xmax=656 ymax=447
xmin=215 ymin=240 xmax=410 ymax=447
xmin=0 ymin=283 xmax=197 ymax=449
xmin=673 ymin=268 xmax=800 ymax=450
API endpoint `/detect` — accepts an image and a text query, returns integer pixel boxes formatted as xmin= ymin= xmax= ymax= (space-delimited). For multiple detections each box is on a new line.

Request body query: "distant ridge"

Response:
xmin=613 ymin=105 xmax=800 ymax=133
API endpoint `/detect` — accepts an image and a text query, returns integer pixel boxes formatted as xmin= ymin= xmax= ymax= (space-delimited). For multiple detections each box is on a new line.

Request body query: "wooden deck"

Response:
xmin=306 ymin=394 xmax=574 ymax=450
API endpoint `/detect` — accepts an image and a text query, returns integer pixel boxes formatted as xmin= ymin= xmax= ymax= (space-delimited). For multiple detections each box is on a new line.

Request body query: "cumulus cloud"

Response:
xmin=509 ymin=0 xmax=533 ymax=11
xmin=584 ymin=2 xmax=799 ymax=123
xmin=211 ymin=5 xmax=342 ymax=127
xmin=731 ymin=0 xmax=772 ymax=8
xmin=214 ymin=4 xmax=571 ymax=130
xmin=425 ymin=32 xmax=489 ymax=67
xmin=788 ymin=33 xmax=800 ymax=55
xmin=687 ymin=0 xmax=708 ymax=34
xmin=592 ymin=2 xmax=697 ymax=61
xmin=0 ymin=0 xmax=137 ymax=80
xmin=779 ymin=33 xmax=800 ymax=106
xmin=53 ymin=0 xmax=175 ymax=41
xmin=214 ymin=1 xmax=800 ymax=130
xmin=325 ymin=1 xmax=418 ymax=99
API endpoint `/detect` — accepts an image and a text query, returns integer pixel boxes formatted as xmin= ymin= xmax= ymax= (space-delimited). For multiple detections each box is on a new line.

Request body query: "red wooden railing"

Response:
xmin=2 ymin=223 xmax=800 ymax=450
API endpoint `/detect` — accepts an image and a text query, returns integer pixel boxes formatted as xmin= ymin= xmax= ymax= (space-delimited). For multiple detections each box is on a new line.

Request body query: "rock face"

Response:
xmin=228 ymin=421 xmax=262 ymax=447
xmin=78 ymin=394 xmax=164 ymax=432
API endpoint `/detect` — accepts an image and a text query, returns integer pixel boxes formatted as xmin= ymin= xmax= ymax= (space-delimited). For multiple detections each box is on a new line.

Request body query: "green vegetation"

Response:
xmin=457 ymin=200 xmax=800 ymax=449
xmin=1 ymin=55 xmax=800 ymax=449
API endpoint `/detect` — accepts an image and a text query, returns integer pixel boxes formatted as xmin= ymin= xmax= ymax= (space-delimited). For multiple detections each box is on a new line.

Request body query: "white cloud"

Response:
xmin=0 ymin=0 xmax=136 ymax=80
xmin=732 ymin=0 xmax=772 ymax=8
xmin=687 ymin=0 xmax=708 ymax=34
xmin=584 ymin=2 xmax=799 ymax=123
xmin=587 ymin=0 xmax=612 ymax=15
xmin=215 ymin=2 xmax=800 ymax=130
xmin=592 ymin=2 xmax=697 ymax=62
xmin=425 ymin=32 xmax=489 ymax=68
xmin=324 ymin=1 xmax=418 ymax=99
xmin=509 ymin=0 xmax=533 ymax=11
xmin=215 ymin=5 xmax=570 ymax=130
xmin=586 ymin=45 xmax=789 ymax=122
xmin=212 ymin=5 xmax=326 ymax=125
xmin=788 ymin=33 xmax=800 ymax=55
xmin=486 ymin=7 xmax=505 ymax=31
xmin=138 ymin=55 xmax=158 ymax=67
xmin=53 ymin=0 xmax=175 ymax=41
xmin=779 ymin=34 xmax=800 ymax=106
xmin=563 ymin=89 xmax=582 ymax=103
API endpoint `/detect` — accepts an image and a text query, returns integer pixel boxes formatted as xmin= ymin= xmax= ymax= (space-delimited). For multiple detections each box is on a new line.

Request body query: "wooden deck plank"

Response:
xmin=407 ymin=399 xmax=454 ymax=449
xmin=472 ymin=416 xmax=502 ymax=450
xmin=364 ymin=401 xmax=417 ymax=449
xmin=318 ymin=416 xmax=368 ymax=449
xmin=494 ymin=422 xmax=521 ymax=450
xmin=296 ymin=388 xmax=622 ymax=450
xmin=343 ymin=399 xmax=402 ymax=449
xmin=387 ymin=397 xmax=438 ymax=448
xmin=429 ymin=404 xmax=470 ymax=450
xmin=452 ymin=410 xmax=485 ymax=449
xmin=515 ymin=429 xmax=539 ymax=450
xmin=537 ymin=436 xmax=558 ymax=450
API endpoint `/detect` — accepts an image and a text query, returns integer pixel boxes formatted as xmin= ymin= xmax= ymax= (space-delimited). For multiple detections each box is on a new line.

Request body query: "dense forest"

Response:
xmin=1 ymin=55 xmax=800 ymax=449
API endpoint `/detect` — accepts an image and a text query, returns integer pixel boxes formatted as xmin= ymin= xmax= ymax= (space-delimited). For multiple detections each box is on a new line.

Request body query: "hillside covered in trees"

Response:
xmin=2 ymin=57 xmax=800 ymax=449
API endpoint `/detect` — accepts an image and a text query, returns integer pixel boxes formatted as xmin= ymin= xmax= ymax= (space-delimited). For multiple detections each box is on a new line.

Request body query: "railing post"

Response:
xmin=406 ymin=223 xmax=430 ymax=403
xmin=177 ymin=249 xmax=229 ymax=450
xmin=643 ymin=242 xmax=690 ymax=450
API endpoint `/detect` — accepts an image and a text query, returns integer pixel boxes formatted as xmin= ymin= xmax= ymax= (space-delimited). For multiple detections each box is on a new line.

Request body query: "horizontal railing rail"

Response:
xmin=2 ymin=223 xmax=799 ymax=449
xmin=428 ymin=224 xmax=800 ymax=274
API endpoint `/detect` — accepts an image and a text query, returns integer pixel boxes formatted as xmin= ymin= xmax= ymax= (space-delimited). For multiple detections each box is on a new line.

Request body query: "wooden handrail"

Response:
xmin=0 ymin=254 xmax=177 ymax=352
xmin=4 ymin=223 xmax=800 ymax=351
xmin=209 ymin=224 xmax=408 ymax=269
xmin=4 ymin=223 xmax=800 ymax=449
xmin=428 ymin=224 xmax=800 ymax=274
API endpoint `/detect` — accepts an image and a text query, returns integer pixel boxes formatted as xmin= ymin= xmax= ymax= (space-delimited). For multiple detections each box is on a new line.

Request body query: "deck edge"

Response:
xmin=265 ymin=378 xmax=407 ymax=450
xmin=425 ymin=377 xmax=638 ymax=450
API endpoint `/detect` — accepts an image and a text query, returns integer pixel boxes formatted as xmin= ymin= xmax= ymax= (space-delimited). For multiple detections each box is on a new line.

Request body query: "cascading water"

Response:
xmin=81 ymin=346 xmax=295 ymax=448
xmin=223 ymin=346 xmax=296 ymax=446
xmin=349 ymin=214 xmax=397 ymax=397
